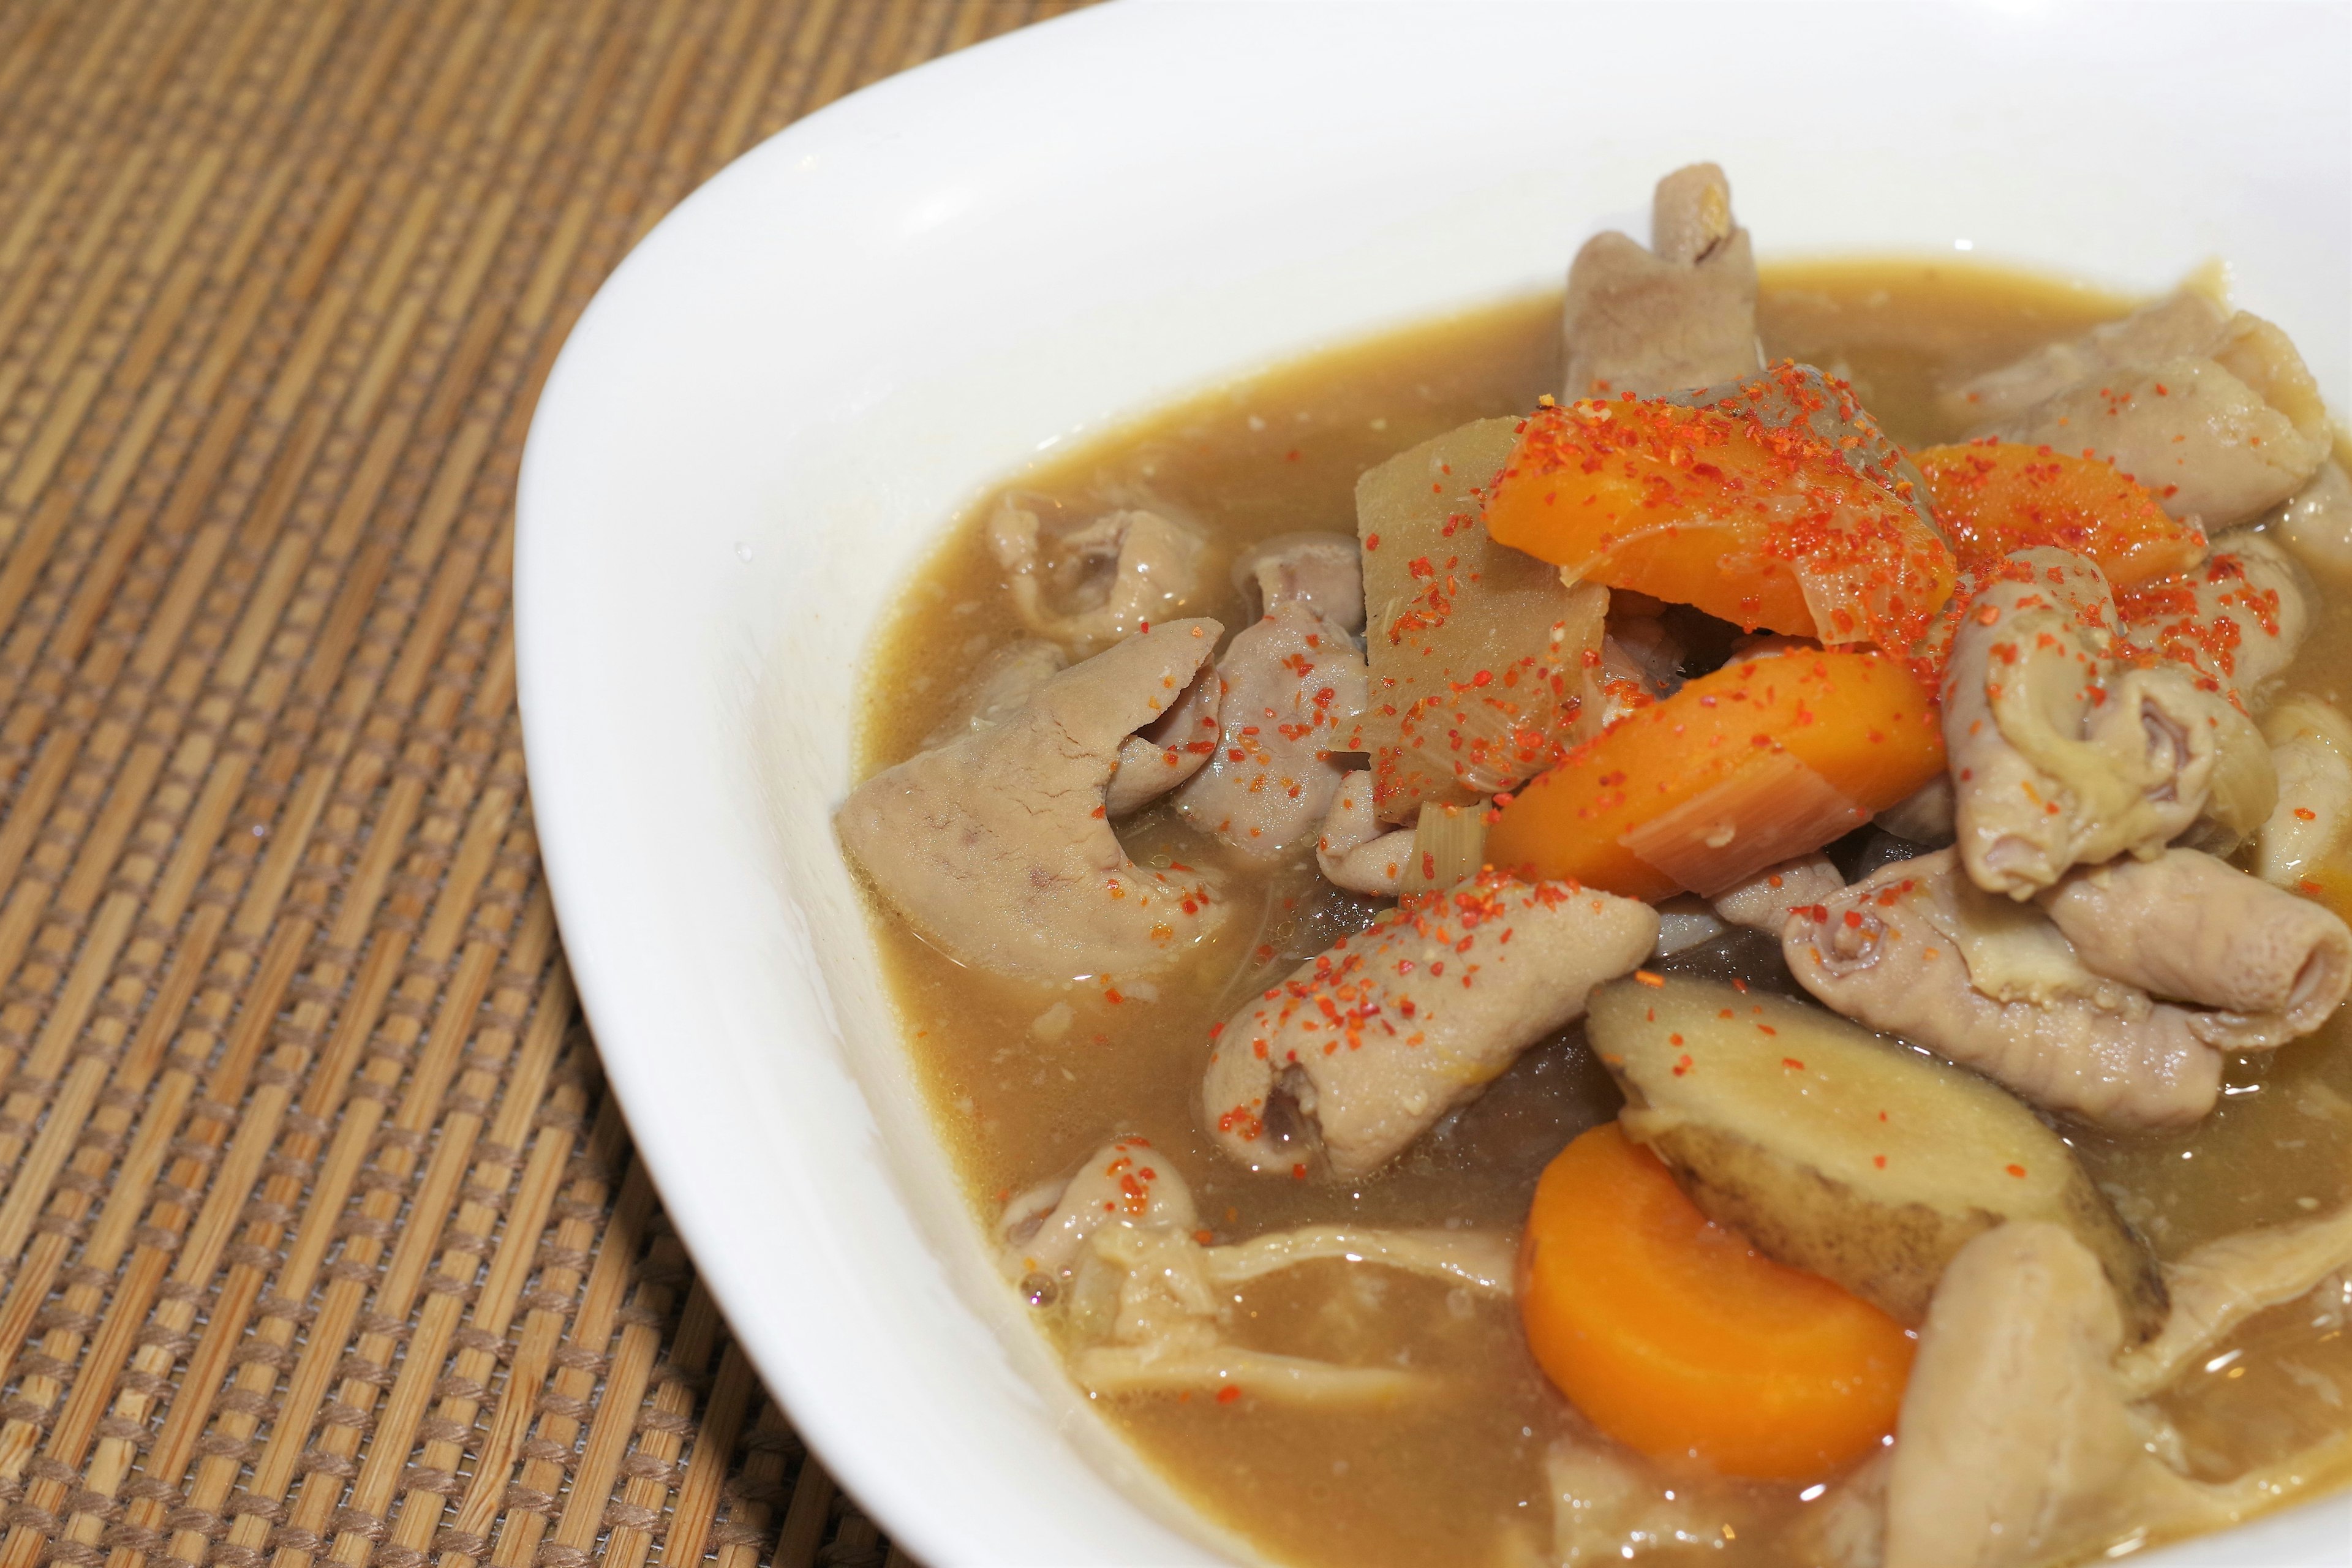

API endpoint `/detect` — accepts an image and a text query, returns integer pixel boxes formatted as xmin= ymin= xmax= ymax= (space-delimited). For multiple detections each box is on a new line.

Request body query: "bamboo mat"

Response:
xmin=0 ymin=2 xmax=1086 ymax=1564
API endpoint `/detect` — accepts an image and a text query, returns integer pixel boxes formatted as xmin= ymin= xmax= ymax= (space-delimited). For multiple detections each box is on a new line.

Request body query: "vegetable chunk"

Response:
xmin=1519 ymin=1123 xmax=1913 ymax=1480
xmin=1481 ymin=368 xmax=1954 ymax=653
xmin=1917 ymin=440 xmax=2206 ymax=588
xmin=1485 ymin=648 xmax=1943 ymax=901
xmin=1587 ymin=975 xmax=2166 ymax=1336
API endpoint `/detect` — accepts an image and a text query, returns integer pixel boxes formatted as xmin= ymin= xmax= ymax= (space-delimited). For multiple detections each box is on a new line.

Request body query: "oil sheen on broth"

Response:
xmin=851 ymin=262 xmax=2352 ymax=1567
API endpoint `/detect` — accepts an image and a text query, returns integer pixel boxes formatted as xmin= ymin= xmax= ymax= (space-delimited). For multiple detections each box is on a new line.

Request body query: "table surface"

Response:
xmin=0 ymin=3 xmax=1082 ymax=1564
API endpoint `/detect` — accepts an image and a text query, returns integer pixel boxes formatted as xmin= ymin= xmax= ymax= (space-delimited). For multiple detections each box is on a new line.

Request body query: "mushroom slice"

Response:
xmin=836 ymin=618 xmax=1231 ymax=984
xmin=989 ymin=500 xmax=1211 ymax=652
xmin=1561 ymin=162 xmax=1762 ymax=400
xmin=1204 ymin=873 xmax=1656 ymax=1181
xmin=1589 ymin=974 xmax=2164 ymax=1335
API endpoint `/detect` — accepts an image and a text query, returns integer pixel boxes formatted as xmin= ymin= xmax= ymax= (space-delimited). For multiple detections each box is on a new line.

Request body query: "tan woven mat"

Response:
xmin=0 ymin=2 xmax=1084 ymax=1564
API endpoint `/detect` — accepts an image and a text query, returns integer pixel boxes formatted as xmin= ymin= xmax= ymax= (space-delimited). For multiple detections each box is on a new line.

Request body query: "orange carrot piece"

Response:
xmin=1484 ymin=649 xmax=1943 ymax=902
xmin=1480 ymin=394 xmax=1954 ymax=654
xmin=1917 ymin=440 xmax=2206 ymax=587
xmin=1520 ymin=1123 xmax=1914 ymax=1481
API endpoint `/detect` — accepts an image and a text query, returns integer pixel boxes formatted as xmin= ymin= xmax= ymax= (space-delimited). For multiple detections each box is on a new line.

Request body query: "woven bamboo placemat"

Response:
xmin=0 ymin=2 xmax=1085 ymax=1564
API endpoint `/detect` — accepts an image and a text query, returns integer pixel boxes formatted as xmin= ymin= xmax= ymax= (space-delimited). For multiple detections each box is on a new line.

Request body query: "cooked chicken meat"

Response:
xmin=1943 ymin=549 xmax=2225 ymax=898
xmin=920 ymin=638 xmax=1068 ymax=748
xmin=1204 ymin=874 xmax=1657 ymax=1180
xmin=2122 ymin=531 xmax=2310 ymax=696
xmin=2255 ymin=696 xmax=2352 ymax=887
xmin=2037 ymin=848 xmax=2352 ymax=1049
xmin=1711 ymin=853 xmax=1843 ymax=933
xmin=837 ymin=619 xmax=1231 ymax=982
xmin=1784 ymin=850 xmax=2224 ymax=1126
xmin=990 ymin=500 xmax=1212 ymax=652
xmin=1314 ymin=769 xmax=1413 ymax=895
xmin=1561 ymin=162 xmax=1761 ymax=399
xmin=1939 ymin=287 xmax=2230 ymax=430
xmin=1883 ymin=1223 xmax=2242 ymax=1568
xmin=2271 ymin=462 xmax=2352 ymax=582
xmin=1175 ymin=534 xmax=1370 ymax=859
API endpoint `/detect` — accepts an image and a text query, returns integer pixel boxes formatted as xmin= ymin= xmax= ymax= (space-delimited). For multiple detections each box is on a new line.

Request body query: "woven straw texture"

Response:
xmin=0 ymin=2 xmax=1084 ymax=1564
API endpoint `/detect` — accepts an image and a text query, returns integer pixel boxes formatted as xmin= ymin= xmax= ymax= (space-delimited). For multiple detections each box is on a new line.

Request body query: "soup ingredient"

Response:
xmin=920 ymin=638 xmax=1069 ymax=747
xmin=1709 ymin=853 xmax=1845 ymax=933
xmin=1105 ymin=665 xmax=1222 ymax=815
xmin=2255 ymin=696 xmax=2352 ymax=887
xmin=1784 ymin=850 xmax=2226 ymax=1126
xmin=1518 ymin=1123 xmax=1914 ymax=1480
xmin=1988 ymin=344 xmax=2328 ymax=530
xmin=1398 ymin=801 xmax=1488 ymax=894
xmin=2271 ymin=461 xmax=2352 ymax=581
xmin=1915 ymin=440 xmax=2206 ymax=587
xmin=1005 ymin=1139 xmax=1513 ymax=1403
xmin=1313 ymin=769 xmax=1413 ymax=894
xmin=836 ymin=618 xmax=1230 ymax=982
xmin=2117 ymin=1200 xmax=2352 ymax=1398
xmin=1561 ymin=162 xmax=1761 ymax=400
xmin=1201 ymin=873 xmax=1657 ymax=1180
xmin=2038 ymin=848 xmax=2352 ymax=1048
xmin=1533 ymin=1439 xmax=1766 ymax=1567
xmin=1943 ymin=549 xmax=2233 ymax=898
xmin=1589 ymin=974 xmax=2163 ymax=1332
xmin=990 ymin=501 xmax=1212 ymax=652
xmin=1480 ymin=383 xmax=1956 ymax=652
xmin=1937 ymin=287 xmax=2230 ymax=430
xmin=1355 ymin=419 xmax=1600 ymax=823
xmin=2119 ymin=531 xmax=2310 ymax=694
xmin=1883 ymin=1223 xmax=2261 ymax=1568
xmin=1174 ymin=533 xmax=1368 ymax=859
xmin=1485 ymin=648 xmax=1944 ymax=902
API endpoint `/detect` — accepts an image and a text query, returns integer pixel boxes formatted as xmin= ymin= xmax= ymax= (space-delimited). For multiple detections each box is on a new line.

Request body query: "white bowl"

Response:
xmin=514 ymin=4 xmax=2352 ymax=1563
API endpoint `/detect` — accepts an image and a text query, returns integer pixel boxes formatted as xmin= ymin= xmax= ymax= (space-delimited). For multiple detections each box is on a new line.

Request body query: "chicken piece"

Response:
xmin=2117 ymin=1202 xmax=2352 ymax=1398
xmin=1204 ymin=873 xmax=1657 ymax=1180
xmin=1944 ymin=550 xmax=2225 ymax=898
xmin=1561 ymin=163 xmax=1760 ymax=399
xmin=1710 ymin=853 xmax=1842 ymax=933
xmin=1939 ymin=287 xmax=2230 ymax=431
xmin=1994 ymin=355 xmax=2326 ymax=530
xmin=1883 ymin=1223 xmax=2239 ymax=1568
xmin=2120 ymin=531 xmax=2311 ymax=696
xmin=837 ymin=619 xmax=1230 ymax=984
xmin=1876 ymin=774 xmax=1954 ymax=847
xmin=1175 ymin=538 xmax=1370 ymax=859
xmin=1314 ymin=769 xmax=1413 ymax=895
xmin=2256 ymin=696 xmax=2352 ymax=888
xmin=1539 ymin=1440 xmax=1747 ymax=1567
xmin=1104 ymin=665 xmax=1221 ymax=816
xmin=2271 ymin=462 xmax=2352 ymax=583
xmin=1650 ymin=895 xmax=1727 ymax=958
xmin=1003 ymin=1138 xmax=1512 ymax=1403
xmin=2037 ymin=848 xmax=2352 ymax=1050
xmin=997 ymin=1135 xmax=1197 ymax=1285
xmin=1784 ymin=850 xmax=2222 ymax=1126
xmin=920 ymin=638 xmax=1067 ymax=749
xmin=1235 ymin=531 xmax=1366 ymax=634
xmin=989 ymin=500 xmax=1210 ymax=652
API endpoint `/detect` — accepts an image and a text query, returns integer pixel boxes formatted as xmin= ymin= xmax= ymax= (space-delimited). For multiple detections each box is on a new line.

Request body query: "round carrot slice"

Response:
xmin=1484 ymin=648 xmax=1943 ymax=902
xmin=1520 ymin=1123 xmax=1915 ymax=1480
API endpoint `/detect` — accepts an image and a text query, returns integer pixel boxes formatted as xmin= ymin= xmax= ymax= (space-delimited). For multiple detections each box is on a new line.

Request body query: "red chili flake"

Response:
xmin=1634 ymin=970 xmax=1664 ymax=987
xmin=2303 ymin=879 xmax=2326 ymax=895
xmin=1104 ymin=989 xmax=1123 ymax=1005
xmin=1216 ymin=1385 xmax=1242 ymax=1404
xmin=1842 ymin=910 xmax=1864 ymax=928
xmin=1291 ymin=1163 xmax=1307 ymax=1181
xmin=1668 ymin=1033 xmax=1683 ymax=1046
xmin=2005 ymin=1164 xmax=2026 ymax=1178
xmin=1873 ymin=1155 xmax=1887 ymax=1169
xmin=1781 ymin=1056 xmax=1803 ymax=1069
xmin=1758 ymin=1025 xmax=1779 ymax=1038
xmin=1365 ymin=533 xmax=1380 ymax=551
xmin=2296 ymin=807 xmax=2318 ymax=822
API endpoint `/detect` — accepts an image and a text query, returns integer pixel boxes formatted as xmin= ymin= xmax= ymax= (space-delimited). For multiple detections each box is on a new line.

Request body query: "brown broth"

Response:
xmin=850 ymin=260 xmax=2352 ymax=1566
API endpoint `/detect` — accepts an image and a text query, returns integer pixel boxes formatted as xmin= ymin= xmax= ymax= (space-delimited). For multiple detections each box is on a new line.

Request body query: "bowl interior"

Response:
xmin=514 ymin=4 xmax=2352 ymax=1563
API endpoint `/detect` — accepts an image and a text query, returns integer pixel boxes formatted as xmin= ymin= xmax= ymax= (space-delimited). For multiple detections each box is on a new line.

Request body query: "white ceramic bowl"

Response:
xmin=514 ymin=4 xmax=2352 ymax=1563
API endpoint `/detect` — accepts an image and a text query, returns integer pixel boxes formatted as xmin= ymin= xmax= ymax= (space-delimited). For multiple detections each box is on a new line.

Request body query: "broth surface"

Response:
xmin=851 ymin=261 xmax=2352 ymax=1566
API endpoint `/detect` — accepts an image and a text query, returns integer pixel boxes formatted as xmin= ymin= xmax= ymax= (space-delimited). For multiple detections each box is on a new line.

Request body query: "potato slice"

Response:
xmin=1588 ymin=974 xmax=2165 ymax=1338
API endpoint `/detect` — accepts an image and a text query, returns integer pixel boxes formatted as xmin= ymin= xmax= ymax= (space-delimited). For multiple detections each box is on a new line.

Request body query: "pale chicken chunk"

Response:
xmin=1785 ymin=850 xmax=2223 ymax=1126
xmin=2038 ymin=848 xmax=2351 ymax=1050
xmin=990 ymin=501 xmax=1211 ymax=652
xmin=1176 ymin=535 xmax=1368 ymax=859
xmin=2256 ymin=696 xmax=2352 ymax=888
xmin=1204 ymin=873 xmax=1656 ymax=1180
xmin=2271 ymin=462 xmax=2352 ymax=583
xmin=1711 ymin=853 xmax=1844 ymax=933
xmin=837 ymin=619 xmax=1229 ymax=984
xmin=1944 ymin=550 xmax=2225 ymax=898
xmin=1939 ymin=287 xmax=2229 ymax=430
xmin=1314 ymin=768 xmax=1414 ymax=896
xmin=1561 ymin=163 xmax=1761 ymax=399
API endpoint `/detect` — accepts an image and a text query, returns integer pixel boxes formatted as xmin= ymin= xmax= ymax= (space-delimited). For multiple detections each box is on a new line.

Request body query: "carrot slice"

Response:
xmin=1520 ymin=1123 xmax=1914 ymax=1480
xmin=1480 ymin=388 xmax=1954 ymax=654
xmin=1484 ymin=649 xmax=1943 ymax=902
xmin=1916 ymin=440 xmax=2205 ymax=587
